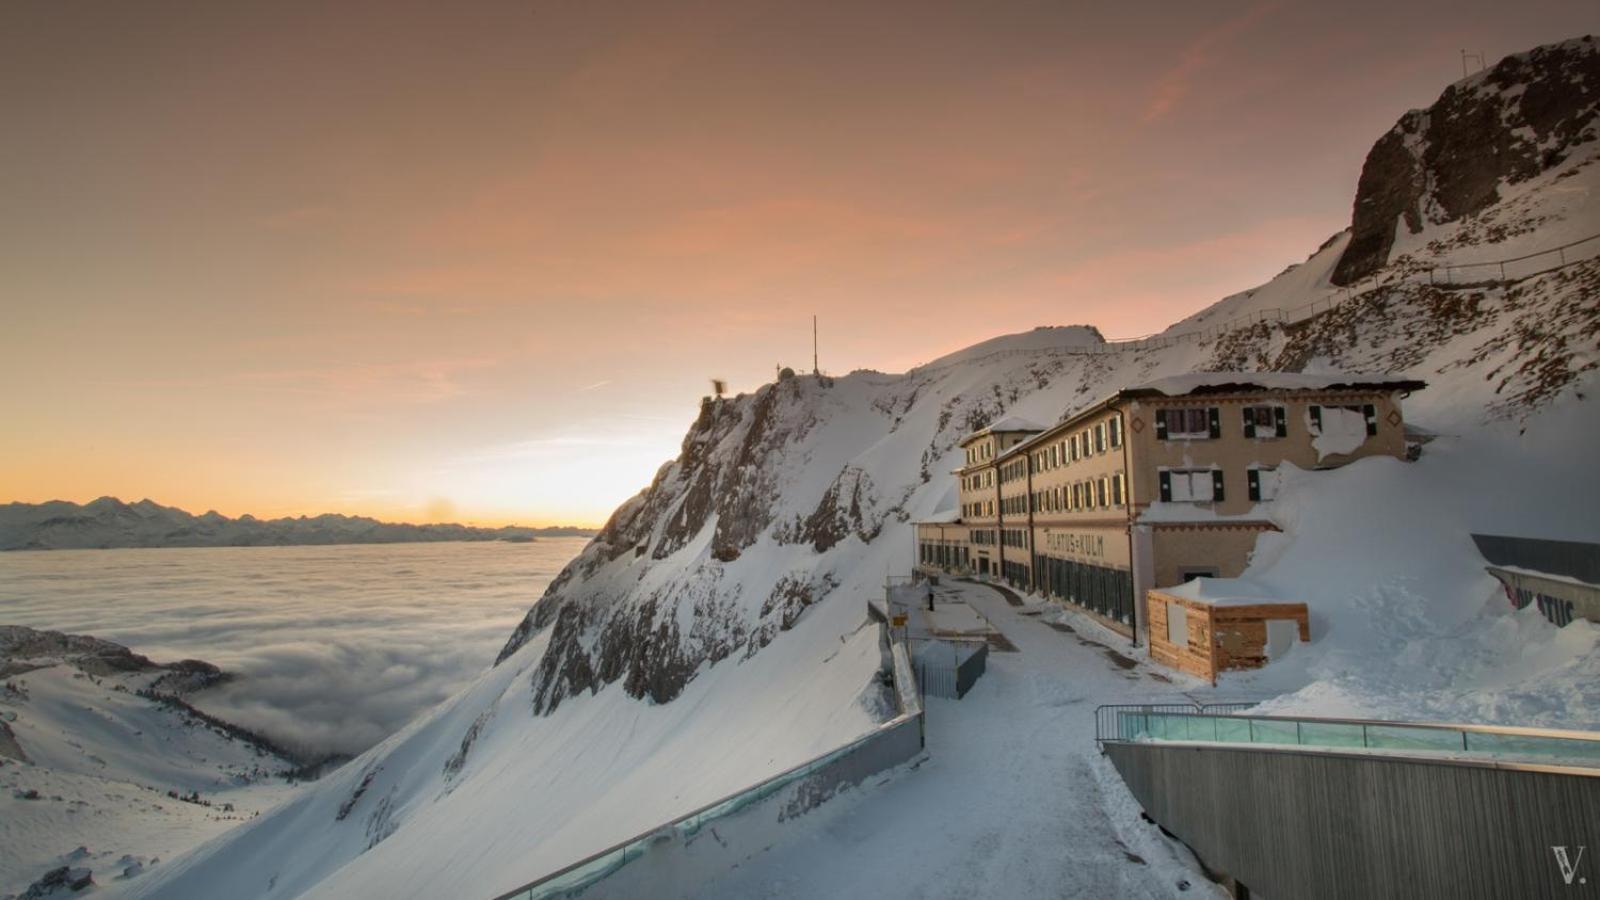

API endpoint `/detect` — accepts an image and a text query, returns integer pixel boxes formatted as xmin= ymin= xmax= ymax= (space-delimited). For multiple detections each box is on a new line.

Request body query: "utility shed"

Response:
xmin=1147 ymin=583 xmax=1308 ymax=683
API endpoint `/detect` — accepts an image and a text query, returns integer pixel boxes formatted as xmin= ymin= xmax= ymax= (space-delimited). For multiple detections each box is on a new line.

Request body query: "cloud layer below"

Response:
xmin=0 ymin=539 xmax=585 ymax=759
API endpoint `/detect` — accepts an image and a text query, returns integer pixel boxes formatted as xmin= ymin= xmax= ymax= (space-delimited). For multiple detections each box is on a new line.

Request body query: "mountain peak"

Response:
xmin=1333 ymin=35 xmax=1599 ymax=285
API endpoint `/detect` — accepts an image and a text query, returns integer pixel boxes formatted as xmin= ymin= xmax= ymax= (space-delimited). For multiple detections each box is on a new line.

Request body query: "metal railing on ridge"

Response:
xmin=1096 ymin=707 xmax=1600 ymax=769
xmin=908 ymin=231 xmax=1600 ymax=374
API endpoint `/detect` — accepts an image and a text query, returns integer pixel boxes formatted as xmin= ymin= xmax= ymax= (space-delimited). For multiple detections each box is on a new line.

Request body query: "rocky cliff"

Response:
xmin=1333 ymin=35 xmax=1599 ymax=284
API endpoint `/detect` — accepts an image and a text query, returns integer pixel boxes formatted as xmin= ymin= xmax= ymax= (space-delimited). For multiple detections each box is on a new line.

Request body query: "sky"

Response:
xmin=2 ymin=0 xmax=1594 ymax=527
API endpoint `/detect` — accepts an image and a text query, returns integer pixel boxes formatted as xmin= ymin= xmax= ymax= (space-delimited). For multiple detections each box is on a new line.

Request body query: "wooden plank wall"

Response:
xmin=1146 ymin=590 xmax=1310 ymax=682
xmin=1146 ymin=590 xmax=1219 ymax=682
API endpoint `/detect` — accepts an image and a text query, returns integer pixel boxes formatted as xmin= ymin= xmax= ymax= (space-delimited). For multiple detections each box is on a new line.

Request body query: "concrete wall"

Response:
xmin=1149 ymin=523 xmax=1272 ymax=588
xmin=1105 ymin=741 xmax=1600 ymax=899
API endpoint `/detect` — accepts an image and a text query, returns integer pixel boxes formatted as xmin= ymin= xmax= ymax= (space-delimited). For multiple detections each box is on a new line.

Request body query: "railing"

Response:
xmin=1101 ymin=709 xmax=1600 ymax=768
xmin=1093 ymin=701 xmax=1257 ymax=748
xmin=491 ymin=625 xmax=925 ymax=900
xmin=908 ymin=231 xmax=1600 ymax=373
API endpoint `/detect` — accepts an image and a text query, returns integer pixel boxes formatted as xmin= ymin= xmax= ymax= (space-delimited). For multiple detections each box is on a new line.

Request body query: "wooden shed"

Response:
xmin=1146 ymin=588 xmax=1309 ymax=684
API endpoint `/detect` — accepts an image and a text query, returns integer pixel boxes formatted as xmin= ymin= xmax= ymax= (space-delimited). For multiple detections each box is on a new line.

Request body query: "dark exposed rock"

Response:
xmin=1206 ymin=258 xmax=1599 ymax=420
xmin=1333 ymin=36 xmax=1599 ymax=285
xmin=0 ymin=719 xmax=28 ymax=762
xmin=803 ymin=467 xmax=883 ymax=552
xmin=19 ymin=866 xmax=93 ymax=899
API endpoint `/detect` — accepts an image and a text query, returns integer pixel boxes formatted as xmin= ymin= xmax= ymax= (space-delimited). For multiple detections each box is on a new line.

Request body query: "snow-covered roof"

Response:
xmin=1001 ymin=371 xmax=1427 ymax=457
xmin=1164 ymin=577 xmax=1298 ymax=607
xmin=1473 ymin=534 xmax=1600 ymax=588
xmin=960 ymin=416 xmax=1045 ymax=444
xmin=1121 ymin=372 xmax=1427 ymax=398
xmin=916 ymin=508 xmax=963 ymax=524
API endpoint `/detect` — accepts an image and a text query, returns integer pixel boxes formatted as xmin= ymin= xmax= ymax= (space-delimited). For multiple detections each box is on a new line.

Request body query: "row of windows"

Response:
xmin=1039 ymin=557 xmax=1135 ymax=625
xmin=969 ymin=528 xmax=997 ymax=545
xmin=1030 ymin=473 xmax=1126 ymax=514
xmin=999 ymin=458 xmax=1028 ymax=484
xmin=1157 ymin=403 xmax=1378 ymax=441
xmin=961 ymin=470 xmax=994 ymax=492
xmin=1030 ymin=417 xmax=1123 ymax=474
xmin=962 ymin=499 xmax=995 ymax=518
xmin=1158 ymin=466 xmax=1282 ymax=503
xmin=919 ymin=542 xmax=970 ymax=570
xmin=964 ymin=441 xmax=995 ymax=465
xmin=1001 ymin=494 xmax=1028 ymax=516
xmin=1001 ymin=528 xmax=1028 ymax=549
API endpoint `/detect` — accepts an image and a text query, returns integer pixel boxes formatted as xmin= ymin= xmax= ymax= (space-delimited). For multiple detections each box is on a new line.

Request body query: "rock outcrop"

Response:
xmin=1333 ymin=36 xmax=1599 ymax=285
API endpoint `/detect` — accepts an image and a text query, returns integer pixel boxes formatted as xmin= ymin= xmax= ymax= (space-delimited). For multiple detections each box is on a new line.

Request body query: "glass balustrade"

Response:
xmin=1114 ymin=711 xmax=1600 ymax=768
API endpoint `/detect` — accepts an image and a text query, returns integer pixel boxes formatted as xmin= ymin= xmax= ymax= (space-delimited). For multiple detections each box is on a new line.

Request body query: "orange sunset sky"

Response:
xmin=3 ymin=0 xmax=1594 ymax=527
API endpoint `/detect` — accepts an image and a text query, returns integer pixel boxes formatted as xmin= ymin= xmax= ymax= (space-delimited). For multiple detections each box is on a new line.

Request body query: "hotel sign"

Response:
xmin=1046 ymin=532 xmax=1106 ymax=559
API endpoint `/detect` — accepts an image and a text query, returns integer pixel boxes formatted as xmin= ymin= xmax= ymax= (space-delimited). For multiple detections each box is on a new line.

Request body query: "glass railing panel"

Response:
xmin=1464 ymin=731 xmax=1600 ymax=766
xmin=1213 ymin=716 xmax=1253 ymax=744
xmin=1116 ymin=710 xmax=1152 ymax=741
xmin=1363 ymin=723 xmax=1464 ymax=753
xmin=1246 ymin=718 xmax=1299 ymax=745
xmin=1298 ymin=721 xmax=1368 ymax=749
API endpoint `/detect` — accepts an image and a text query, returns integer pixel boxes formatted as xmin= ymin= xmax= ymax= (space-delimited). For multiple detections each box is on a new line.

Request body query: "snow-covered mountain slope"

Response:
xmin=0 ymin=498 xmax=582 ymax=552
xmin=0 ymin=628 xmax=299 ymax=897
xmin=131 ymin=35 xmax=1599 ymax=900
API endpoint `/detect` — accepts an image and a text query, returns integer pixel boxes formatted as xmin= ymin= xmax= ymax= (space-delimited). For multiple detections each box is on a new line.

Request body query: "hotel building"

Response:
xmin=915 ymin=373 xmax=1426 ymax=642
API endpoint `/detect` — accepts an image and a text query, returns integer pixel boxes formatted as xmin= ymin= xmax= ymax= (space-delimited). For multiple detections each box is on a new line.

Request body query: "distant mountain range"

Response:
xmin=0 ymin=497 xmax=596 ymax=551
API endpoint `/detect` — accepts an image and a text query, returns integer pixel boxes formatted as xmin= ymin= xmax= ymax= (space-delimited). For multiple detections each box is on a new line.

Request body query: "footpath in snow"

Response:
xmin=650 ymin=579 xmax=1229 ymax=899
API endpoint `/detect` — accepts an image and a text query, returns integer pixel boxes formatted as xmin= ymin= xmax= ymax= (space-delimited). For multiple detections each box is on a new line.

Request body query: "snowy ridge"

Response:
xmin=0 ymin=628 xmax=299 ymax=897
xmin=0 ymin=498 xmax=583 ymax=552
xmin=131 ymin=35 xmax=1600 ymax=900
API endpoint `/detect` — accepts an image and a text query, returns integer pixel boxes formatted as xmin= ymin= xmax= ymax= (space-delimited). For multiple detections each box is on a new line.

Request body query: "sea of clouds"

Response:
xmin=0 ymin=539 xmax=587 ymax=759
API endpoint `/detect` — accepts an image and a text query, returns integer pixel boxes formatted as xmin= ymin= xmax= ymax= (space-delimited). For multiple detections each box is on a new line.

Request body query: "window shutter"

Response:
xmin=1363 ymin=403 xmax=1378 ymax=436
xmin=1309 ymin=405 xmax=1322 ymax=432
xmin=1212 ymin=469 xmax=1225 ymax=502
xmin=1159 ymin=470 xmax=1172 ymax=502
xmin=1207 ymin=407 xmax=1221 ymax=439
xmin=1274 ymin=406 xmax=1288 ymax=438
xmin=1248 ymin=469 xmax=1261 ymax=501
xmin=1154 ymin=409 xmax=1168 ymax=440
xmin=1242 ymin=408 xmax=1256 ymax=439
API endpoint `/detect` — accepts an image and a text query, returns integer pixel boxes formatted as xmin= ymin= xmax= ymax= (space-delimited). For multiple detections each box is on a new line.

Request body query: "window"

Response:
xmin=1111 ymin=473 xmax=1125 ymax=506
xmin=1050 ymin=446 xmax=1058 ymax=468
xmin=1308 ymin=404 xmax=1378 ymax=437
xmin=1248 ymin=467 xmax=1280 ymax=502
xmin=1094 ymin=423 xmax=1106 ymax=453
xmin=1243 ymin=405 xmax=1286 ymax=439
xmin=1158 ymin=407 xmax=1216 ymax=440
xmin=1167 ymin=602 xmax=1189 ymax=648
xmin=1109 ymin=416 xmax=1123 ymax=448
xmin=1069 ymin=435 xmax=1079 ymax=461
xmin=1161 ymin=469 xmax=1222 ymax=503
xmin=1071 ymin=482 xmax=1081 ymax=510
xmin=1096 ymin=478 xmax=1107 ymax=507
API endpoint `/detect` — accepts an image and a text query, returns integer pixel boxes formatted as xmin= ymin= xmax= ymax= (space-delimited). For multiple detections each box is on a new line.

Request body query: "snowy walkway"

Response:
xmin=681 ymin=580 xmax=1225 ymax=899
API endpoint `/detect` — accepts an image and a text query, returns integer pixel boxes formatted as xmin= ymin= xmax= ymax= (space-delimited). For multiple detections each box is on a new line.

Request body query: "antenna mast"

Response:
xmin=812 ymin=315 xmax=819 ymax=376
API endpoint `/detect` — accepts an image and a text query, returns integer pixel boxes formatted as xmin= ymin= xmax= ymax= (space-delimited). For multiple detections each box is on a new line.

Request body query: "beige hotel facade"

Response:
xmin=914 ymin=374 xmax=1426 ymax=642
